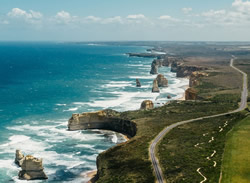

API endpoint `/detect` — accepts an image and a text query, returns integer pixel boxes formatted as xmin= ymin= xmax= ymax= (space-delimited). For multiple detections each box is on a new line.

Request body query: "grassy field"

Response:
xmin=157 ymin=112 xmax=247 ymax=183
xmin=220 ymin=115 xmax=250 ymax=183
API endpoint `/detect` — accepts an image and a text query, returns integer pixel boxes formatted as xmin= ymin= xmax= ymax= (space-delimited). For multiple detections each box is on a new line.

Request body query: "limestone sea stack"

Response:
xmin=136 ymin=79 xmax=141 ymax=87
xmin=152 ymin=79 xmax=160 ymax=93
xmin=15 ymin=150 xmax=48 ymax=180
xmin=19 ymin=155 xmax=48 ymax=180
xmin=185 ymin=88 xmax=198 ymax=100
xmin=15 ymin=150 xmax=25 ymax=167
xmin=150 ymin=61 xmax=158 ymax=75
xmin=156 ymin=74 xmax=168 ymax=87
xmin=140 ymin=100 xmax=154 ymax=110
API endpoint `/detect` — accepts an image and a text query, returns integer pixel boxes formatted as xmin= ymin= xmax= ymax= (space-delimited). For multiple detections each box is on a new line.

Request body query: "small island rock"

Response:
xmin=140 ymin=100 xmax=154 ymax=110
xmin=136 ymin=79 xmax=141 ymax=87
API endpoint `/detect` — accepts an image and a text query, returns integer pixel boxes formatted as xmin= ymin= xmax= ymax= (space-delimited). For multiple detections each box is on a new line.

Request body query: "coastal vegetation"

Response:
xmin=220 ymin=115 xmax=250 ymax=183
xmin=90 ymin=44 xmax=250 ymax=183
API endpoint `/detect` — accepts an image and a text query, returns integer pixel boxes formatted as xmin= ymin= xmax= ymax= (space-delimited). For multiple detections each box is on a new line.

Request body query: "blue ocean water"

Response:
xmin=0 ymin=42 xmax=188 ymax=182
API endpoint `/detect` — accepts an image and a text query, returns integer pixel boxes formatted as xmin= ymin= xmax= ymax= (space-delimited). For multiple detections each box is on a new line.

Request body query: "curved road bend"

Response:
xmin=149 ymin=58 xmax=248 ymax=183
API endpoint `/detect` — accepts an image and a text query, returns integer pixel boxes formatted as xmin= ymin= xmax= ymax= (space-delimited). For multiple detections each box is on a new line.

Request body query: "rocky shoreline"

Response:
xmin=68 ymin=48 xmax=209 ymax=183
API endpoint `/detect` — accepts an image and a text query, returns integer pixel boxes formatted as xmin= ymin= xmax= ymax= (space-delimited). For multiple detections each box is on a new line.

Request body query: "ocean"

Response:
xmin=0 ymin=42 xmax=188 ymax=182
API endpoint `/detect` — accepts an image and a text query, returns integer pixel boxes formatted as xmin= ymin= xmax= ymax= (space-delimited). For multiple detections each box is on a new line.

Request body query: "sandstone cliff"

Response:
xmin=176 ymin=64 xmax=205 ymax=78
xmin=156 ymin=74 xmax=168 ymax=87
xmin=140 ymin=100 xmax=154 ymax=110
xmin=152 ymin=79 xmax=160 ymax=93
xmin=189 ymin=71 xmax=208 ymax=87
xmin=68 ymin=109 xmax=137 ymax=138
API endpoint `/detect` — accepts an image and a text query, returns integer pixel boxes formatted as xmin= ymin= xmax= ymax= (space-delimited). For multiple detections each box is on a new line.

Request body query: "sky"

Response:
xmin=0 ymin=0 xmax=250 ymax=41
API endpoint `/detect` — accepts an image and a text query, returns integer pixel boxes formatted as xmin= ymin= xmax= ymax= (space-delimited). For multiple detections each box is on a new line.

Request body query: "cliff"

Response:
xmin=68 ymin=109 xmax=137 ymax=138
xmin=176 ymin=64 xmax=206 ymax=78
xmin=189 ymin=71 xmax=208 ymax=87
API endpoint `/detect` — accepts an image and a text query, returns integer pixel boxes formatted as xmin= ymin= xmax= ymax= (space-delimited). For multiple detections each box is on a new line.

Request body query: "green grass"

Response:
xmin=158 ymin=112 xmax=247 ymax=183
xmin=221 ymin=115 xmax=250 ymax=183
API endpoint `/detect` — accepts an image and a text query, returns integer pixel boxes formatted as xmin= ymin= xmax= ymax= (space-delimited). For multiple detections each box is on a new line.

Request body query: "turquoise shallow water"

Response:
xmin=0 ymin=42 xmax=188 ymax=182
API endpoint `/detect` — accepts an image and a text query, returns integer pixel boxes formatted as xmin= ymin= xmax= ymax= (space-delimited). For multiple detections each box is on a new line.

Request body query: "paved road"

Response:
xmin=149 ymin=58 xmax=248 ymax=183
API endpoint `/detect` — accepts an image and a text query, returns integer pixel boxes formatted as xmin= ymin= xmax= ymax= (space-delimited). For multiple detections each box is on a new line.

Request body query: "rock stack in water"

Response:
xmin=150 ymin=61 xmax=158 ymax=75
xmin=156 ymin=74 xmax=168 ymax=87
xmin=152 ymin=79 xmax=160 ymax=93
xmin=136 ymin=79 xmax=141 ymax=87
xmin=15 ymin=150 xmax=48 ymax=180
xmin=140 ymin=100 xmax=154 ymax=110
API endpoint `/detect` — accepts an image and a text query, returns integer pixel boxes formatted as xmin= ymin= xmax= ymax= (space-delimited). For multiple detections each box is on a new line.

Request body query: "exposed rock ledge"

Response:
xmin=68 ymin=109 xmax=137 ymax=138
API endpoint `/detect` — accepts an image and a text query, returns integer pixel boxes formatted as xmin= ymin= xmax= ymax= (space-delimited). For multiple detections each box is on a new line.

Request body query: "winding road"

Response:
xmin=149 ymin=57 xmax=248 ymax=183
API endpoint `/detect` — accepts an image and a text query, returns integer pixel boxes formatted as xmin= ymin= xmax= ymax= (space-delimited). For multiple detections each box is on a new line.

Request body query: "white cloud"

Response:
xmin=85 ymin=16 xmax=102 ymax=22
xmin=127 ymin=14 xmax=145 ymax=19
xmin=8 ymin=8 xmax=43 ymax=20
xmin=55 ymin=11 xmax=75 ymax=24
xmin=232 ymin=0 xmax=250 ymax=12
xmin=182 ymin=8 xmax=192 ymax=14
xmin=102 ymin=16 xmax=123 ymax=24
xmin=158 ymin=15 xmax=180 ymax=22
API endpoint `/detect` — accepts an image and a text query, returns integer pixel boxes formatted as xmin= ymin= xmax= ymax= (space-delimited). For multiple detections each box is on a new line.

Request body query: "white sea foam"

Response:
xmin=129 ymin=75 xmax=156 ymax=79
xmin=56 ymin=104 xmax=67 ymax=106
xmin=63 ymin=107 xmax=78 ymax=112
xmin=111 ymin=133 xmax=118 ymax=143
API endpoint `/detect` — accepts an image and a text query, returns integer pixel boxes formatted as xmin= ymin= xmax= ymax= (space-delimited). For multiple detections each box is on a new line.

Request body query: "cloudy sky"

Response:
xmin=0 ymin=0 xmax=250 ymax=41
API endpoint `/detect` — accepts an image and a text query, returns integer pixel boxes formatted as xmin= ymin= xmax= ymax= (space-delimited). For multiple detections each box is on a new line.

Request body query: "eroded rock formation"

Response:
xmin=152 ymin=79 xmax=160 ymax=93
xmin=150 ymin=60 xmax=158 ymax=75
xmin=140 ymin=100 xmax=154 ymax=110
xmin=156 ymin=74 xmax=168 ymax=87
xmin=185 ymin=88 xmax=198 ymax=100
xmin=136 ymin=79 xmax=141 ymax=87
xmin=15 ymin=150 xmax=25 ymax=167
xmin=176 ymin=64 xmax=205 ymax=78
xmin=15 ymin=150 xmax=47 ymax=180
xmin=189 ymin=71 xmax=208 ymax=87
xmin=68 ymin=109 xmax=137 ymax=138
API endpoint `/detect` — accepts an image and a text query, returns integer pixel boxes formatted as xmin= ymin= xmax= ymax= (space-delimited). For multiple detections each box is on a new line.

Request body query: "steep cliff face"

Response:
xmin=140 ymin=100 xmax=154 ymax=110
xmin=176 ymin=64 xmax=205 ymax=78
xmin=68 ymin=109 xmax=137 ymax=138
xmin=152 ymin=79 xmax=160 ymax=93
xmin=189 ymin=71 xmax=208 ymax=87
xmin=16 ymin=152 xmax=47 ymax=180
xmin=185 ymin=88 xmax=198 ymax=100
xmin=156 ymin=74 xmax=168 ymax=87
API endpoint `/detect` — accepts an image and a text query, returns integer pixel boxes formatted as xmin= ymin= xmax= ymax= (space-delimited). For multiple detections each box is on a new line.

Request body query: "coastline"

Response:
xmin=82 ymin=49 xmax=189 ymax=183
